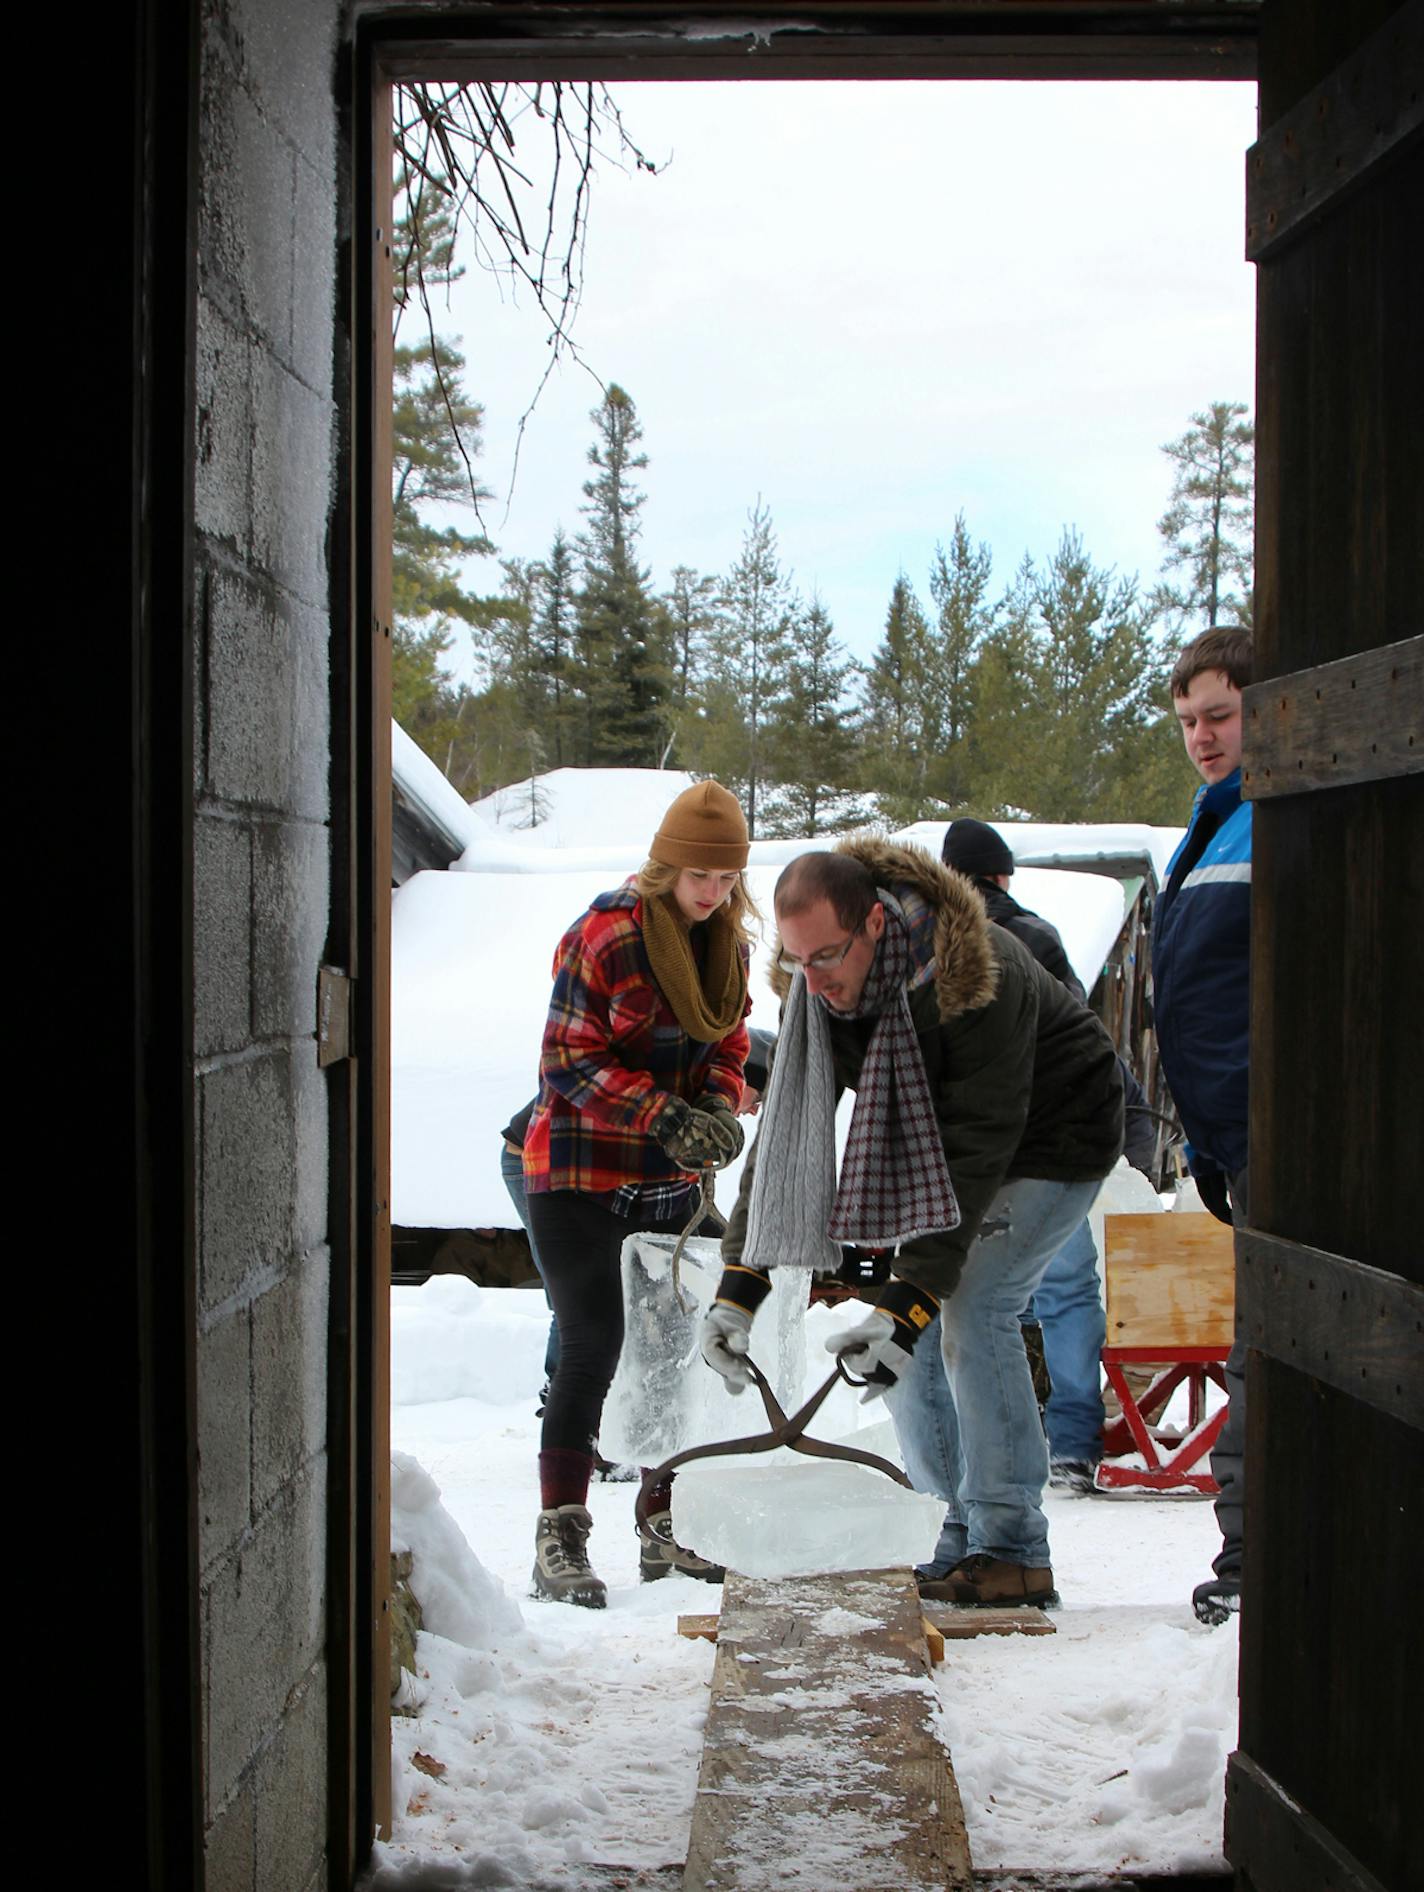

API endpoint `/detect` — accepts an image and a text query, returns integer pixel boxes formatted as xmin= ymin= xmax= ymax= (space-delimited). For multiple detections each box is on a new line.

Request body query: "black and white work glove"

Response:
xmin=700 ymin=1262 xmax=774 ymax=1394
xmin=652 ymin=1094 xmax=745 ymax=1170
xmin=700 ymin=1303 xmax=754 ymax=1394
xmin=826 ymin=1279 xmax=940 ymax=1401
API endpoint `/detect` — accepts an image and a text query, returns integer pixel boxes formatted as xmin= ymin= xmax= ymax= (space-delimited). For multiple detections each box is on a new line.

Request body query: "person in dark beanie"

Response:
xmin=941 ymin=818 xmax=1086 ymax=1000
xmin=522 ymin=780 xmax=757 ymax=1606
xmin=1153 ymin=624 xmax=1254 ymax=1625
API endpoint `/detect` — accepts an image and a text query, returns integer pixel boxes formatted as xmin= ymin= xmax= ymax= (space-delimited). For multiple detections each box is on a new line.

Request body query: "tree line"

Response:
xmin=392 ymin=200 xmax=1255 ymax=836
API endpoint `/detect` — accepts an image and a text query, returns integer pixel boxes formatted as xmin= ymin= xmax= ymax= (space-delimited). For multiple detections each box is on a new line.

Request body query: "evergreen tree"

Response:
xmin=859 ymin=573 xmax=932 ymax=821
xmin=924 ymin=515 xmax=996 ymax=806
xmin=1155 ymin=400 xmax=1255 ymax=630
xmin=708 ymin=499 xmax=793 ymax=838
xmin=573 ymin=384 xmax=669 ymax=766
xmin=532 ymin=527 xmax=578 ymax=768
xmin=765 ymin=595 xmax=861 ymax=836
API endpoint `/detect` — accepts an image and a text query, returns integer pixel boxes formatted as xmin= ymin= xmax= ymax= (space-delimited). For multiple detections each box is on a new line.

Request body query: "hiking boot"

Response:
xmin=638 ymin=1510 xmax=725 ymax=1584
xmin=1192 ymin=1575 xmax=1241 ymax=1626
xmin=1049 ymin=1457 xmax=1100 ymax=1496
xmin=919 ymin=1553 xmax=1057 ymax=1608
xmin=531 ymin=1505 xmax=607 ymax=1609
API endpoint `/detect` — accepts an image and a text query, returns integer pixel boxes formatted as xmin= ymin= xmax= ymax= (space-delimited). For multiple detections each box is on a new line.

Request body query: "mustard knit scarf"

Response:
xmin=641 ymin=892 xmax=748 ymax=1044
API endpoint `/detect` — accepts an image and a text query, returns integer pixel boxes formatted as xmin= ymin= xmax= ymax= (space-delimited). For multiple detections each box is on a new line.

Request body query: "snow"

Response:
xmin=376 ymin=1281 xmax=1239 ymax=1887
xmin=379 ymin=761 xmax=1230 ymax=1885
xmin=392 ymin=761 xmax=1168 ymax=1229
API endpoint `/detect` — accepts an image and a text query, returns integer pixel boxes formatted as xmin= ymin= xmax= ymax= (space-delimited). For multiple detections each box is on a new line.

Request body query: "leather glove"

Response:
xmin=652 ymin=1094 xmax=744 ymax=1170
xmin=700 ymin=1302 xmax=754 ymax=1394
xmin=826 ymin=1310 xmax=916 ymax=1402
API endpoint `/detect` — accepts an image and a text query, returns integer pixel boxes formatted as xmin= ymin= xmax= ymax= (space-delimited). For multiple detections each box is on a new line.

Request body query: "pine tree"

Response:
xmin=765 ymin=595 xmax=861 ymax=837
xmin=859 ymin=573 xmax=932 ymax=821
xmin=925 ymin=515 xmax=996 ymax=806
xmin=707 ymin=500 xmax=793 ymax=838
xmin=532 ymin=527 xmax=578 ymax=768
xmin=573 ymin=384 xmax=669 ymax=766
xmin=1155 ymin=400 xmax=1255 ymax=630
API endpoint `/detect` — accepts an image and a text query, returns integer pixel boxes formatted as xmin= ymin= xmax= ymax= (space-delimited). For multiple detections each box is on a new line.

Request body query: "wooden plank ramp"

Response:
xmin=682 ymin=1567 xmax=973 ymax=1891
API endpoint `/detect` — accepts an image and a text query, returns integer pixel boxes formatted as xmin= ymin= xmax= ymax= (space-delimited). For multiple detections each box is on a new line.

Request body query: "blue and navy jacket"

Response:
xmin=1152 ymin=769 xmax=1251 ymax=1178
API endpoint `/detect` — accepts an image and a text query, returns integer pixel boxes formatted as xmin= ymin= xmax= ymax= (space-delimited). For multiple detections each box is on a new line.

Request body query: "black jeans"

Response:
xmin=525 ymin=1189 xmax=691 ymax=1455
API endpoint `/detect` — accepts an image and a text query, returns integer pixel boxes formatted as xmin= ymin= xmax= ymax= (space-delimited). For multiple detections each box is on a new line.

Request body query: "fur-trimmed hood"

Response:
xmin=768 ymin=835 xmax=1001 ymax=1022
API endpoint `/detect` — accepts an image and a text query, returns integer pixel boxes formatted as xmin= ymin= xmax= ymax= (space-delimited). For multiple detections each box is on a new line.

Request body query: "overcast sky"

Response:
xmin=418 ymin=79 xmax=1258 ymax=675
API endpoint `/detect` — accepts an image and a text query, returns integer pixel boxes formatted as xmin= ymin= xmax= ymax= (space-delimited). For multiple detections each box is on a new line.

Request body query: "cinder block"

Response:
xmin=289 ymin=149 xmax=337 ymax=391
xmin=208 ymin=566 xmax=296 ymax=811
xmin=251 ymin=352 xmax=334 ymax=608
xmin=199 ymin=27 xmax=296 ymax=357
xmin=251 ymin=1247 xmax=329 ymax=1512
xmin=195 ymin=813 xmax=254 ymax=1058
xmin=193 ymin=298 xmax=253 ymax=552
xmin=204 ymin=1775 xmax=255 ymax=1892
xmin=253 ymin=1669 xmax=329 ymax=1892
xmin=288 ymin=598 xmax=331 ymax=823
xmin=238 ymin=0 xmax=337 ymax=168
xmin=205 ymin=1464 xmax=327 ymax=1810
xmin=197 ymin=1304 xmax=253 ymax=1570
xmin=292 ymin=1053 xmax=330 ymax=1262
xmin=200 ymin=1051 xmax=295 ymax=1311
xmin=253 ymin=818 xmax=330 ymax=1043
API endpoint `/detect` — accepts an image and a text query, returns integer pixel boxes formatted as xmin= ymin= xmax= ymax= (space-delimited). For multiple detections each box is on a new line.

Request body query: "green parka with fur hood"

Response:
xmin=724 ymin=837 xmax=1124 ymax=1300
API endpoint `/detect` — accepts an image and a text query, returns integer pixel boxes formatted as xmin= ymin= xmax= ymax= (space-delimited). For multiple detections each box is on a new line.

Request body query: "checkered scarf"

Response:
xmin=741 ymin=891 xmax=959 ymax=1270
xmin=827 ymin=892 xmax=960 ymax=1246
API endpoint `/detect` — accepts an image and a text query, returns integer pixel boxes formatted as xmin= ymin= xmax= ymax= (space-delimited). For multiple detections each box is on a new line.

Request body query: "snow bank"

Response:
xmin=391 ymin=1276 xmax=550 ymax=1407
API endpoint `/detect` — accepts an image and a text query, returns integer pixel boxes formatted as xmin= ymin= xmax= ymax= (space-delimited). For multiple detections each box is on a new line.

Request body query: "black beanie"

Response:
xmin=941 ymin=817 xmax=1014 ymax=879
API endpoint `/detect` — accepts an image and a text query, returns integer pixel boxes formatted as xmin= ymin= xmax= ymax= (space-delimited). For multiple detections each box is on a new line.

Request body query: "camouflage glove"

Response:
xmin=652 ymin=1094 xmax=744 ymax=1170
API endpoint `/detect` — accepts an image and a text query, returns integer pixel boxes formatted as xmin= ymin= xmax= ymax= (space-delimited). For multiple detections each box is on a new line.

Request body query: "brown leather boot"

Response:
xmin=919 ymin=1553 xmax=1057 ymax=1608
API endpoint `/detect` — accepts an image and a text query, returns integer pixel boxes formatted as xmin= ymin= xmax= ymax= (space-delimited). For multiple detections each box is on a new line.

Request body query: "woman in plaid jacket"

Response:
xmin=523 ymin=779 xmax=756 ymax=1607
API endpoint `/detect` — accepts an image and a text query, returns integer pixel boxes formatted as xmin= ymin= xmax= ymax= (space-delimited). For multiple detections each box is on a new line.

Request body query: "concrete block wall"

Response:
xmin=191 ymin=1 xmax=339 ymax=1885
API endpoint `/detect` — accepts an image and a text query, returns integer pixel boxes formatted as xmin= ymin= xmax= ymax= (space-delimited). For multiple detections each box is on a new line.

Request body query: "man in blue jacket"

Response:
xmin=1152 ymin=623 xmax=1253 ymax=1624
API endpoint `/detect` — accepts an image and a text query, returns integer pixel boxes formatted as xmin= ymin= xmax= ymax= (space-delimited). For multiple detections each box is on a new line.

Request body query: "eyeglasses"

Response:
xmin=775 ymin=924 xmax=864 ymax=976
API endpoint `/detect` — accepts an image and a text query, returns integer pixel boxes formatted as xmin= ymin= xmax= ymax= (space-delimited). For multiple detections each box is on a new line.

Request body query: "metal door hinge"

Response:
xmin=318 ymin=965 xmax=354 ymax=1067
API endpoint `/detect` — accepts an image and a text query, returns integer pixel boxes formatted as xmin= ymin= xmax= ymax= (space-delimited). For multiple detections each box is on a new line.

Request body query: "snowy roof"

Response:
xmin=898 ymin=819 xmax=1184 ymax=890
xmin=392 ymin=770 xmax=1150 ymax=1231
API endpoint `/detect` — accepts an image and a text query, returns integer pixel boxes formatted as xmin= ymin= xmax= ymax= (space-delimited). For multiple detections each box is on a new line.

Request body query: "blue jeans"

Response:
xmin=1028 ymin=1216 xmax=1106 ymax=1464
xmin=500 ymin=1143 xmax=560 ymax=1380
xmin=886 ymin=1175 xmax=1102 ymax=1572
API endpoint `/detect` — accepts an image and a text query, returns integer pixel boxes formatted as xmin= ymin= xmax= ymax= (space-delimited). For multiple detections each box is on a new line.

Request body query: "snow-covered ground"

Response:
xmin=373 ymin=1279 xmax=1237 ymax=1889
xmin=377 ymin=759 xmax=1222 ymax=1888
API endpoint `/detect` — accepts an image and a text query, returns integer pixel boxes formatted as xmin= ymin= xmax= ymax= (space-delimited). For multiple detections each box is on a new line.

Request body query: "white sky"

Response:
xmin=420 ymin=79 xmax=1258 ymax=674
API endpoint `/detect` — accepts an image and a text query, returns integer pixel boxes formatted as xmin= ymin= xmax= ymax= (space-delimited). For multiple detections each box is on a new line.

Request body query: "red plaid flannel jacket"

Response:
xmin=522 ymin=882 xmax=750 ymax=1195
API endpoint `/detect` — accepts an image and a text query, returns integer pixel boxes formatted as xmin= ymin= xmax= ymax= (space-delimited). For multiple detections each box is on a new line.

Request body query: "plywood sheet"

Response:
xmin=1104 ymin=1214 xmax=1235 ymax=1350
xmin=682 ymin=1568 xmax=972 ymax=1890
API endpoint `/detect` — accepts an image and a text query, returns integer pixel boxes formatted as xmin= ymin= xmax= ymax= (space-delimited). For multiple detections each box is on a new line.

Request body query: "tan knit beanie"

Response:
xmin=650 ymin=779 xmax=750 ymax=870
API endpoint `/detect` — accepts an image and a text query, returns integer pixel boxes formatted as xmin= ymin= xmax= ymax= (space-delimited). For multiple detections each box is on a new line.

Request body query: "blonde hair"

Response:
xmin=635 ymin=859 xmax=762 ymax=949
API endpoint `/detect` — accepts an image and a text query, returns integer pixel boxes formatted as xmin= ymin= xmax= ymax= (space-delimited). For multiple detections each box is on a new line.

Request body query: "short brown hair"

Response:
xmin=774 ymin=851 xmax=878 ymax=932
xmin=1171 ymin=624 xmax=1253 ymax=698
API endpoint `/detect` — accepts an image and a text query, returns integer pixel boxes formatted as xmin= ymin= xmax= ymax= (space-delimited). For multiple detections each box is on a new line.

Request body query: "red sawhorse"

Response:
xmin=1095 ymin=1212 xmax=1236 ymax=1495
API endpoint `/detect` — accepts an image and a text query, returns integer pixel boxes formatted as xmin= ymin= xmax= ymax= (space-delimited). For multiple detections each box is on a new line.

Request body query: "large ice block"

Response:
xmin=670 ymin=1455 xmax=946 ymax=1579
xmin=599 ymin=1233 xmax=810 ymax=1467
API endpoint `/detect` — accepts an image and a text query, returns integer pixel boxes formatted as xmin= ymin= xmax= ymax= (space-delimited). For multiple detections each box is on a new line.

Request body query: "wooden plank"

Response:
xmin=1246 ymin=0 xmax=1424 ymax=261
xmin=920 ymin=1616 xmax=945 ymax=1664
xmin=683 ymin=1568 xmax=972 ymax=1891
xmin=1236 ymin=1228 xmax=1424 ymax=1429
xmin=1226 ymin=1751 xmax=1392 ymax=1892
xmin=922 ymin=1604 xmax=1056 ymax=1640
xmin=678 ymin=1613 xmax=720 ymax=1644
xmin=1103 ymin=1214 xmax=1235 ymax=1351
xmin=1241 ymin=637 xmax=1423 ymax=798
